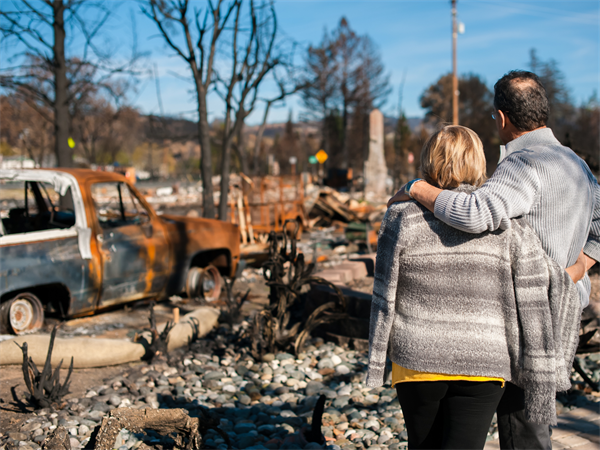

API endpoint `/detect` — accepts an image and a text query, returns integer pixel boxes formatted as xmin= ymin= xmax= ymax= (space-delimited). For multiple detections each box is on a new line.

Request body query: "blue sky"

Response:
xmin=2 ymin=0 xmax=599 ymax=124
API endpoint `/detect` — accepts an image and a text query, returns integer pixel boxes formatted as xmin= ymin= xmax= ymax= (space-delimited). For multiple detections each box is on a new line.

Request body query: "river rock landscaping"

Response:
xmin=2 ymin=315 xmax=599 ymax=450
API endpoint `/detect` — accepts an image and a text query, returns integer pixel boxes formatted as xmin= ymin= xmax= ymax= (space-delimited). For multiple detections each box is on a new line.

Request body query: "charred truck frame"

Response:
xmin=0 ymin=169 xmax=240 ymax=335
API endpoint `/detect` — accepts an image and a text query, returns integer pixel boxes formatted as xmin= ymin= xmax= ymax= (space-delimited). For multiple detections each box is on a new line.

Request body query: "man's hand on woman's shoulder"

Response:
xmin=387 ymin=178 xmax=425 ymax=207
xmin=387 ymin=179 xmax=441 ymax=213
xmin=387 ymin=185 xmax=410 ymax=207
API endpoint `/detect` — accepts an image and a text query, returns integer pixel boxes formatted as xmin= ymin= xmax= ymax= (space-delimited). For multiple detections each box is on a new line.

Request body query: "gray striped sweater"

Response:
xmin=367 ymin=186 xmax=581 ymax=425
xmin=434 ymin=128 xmax=600 ymax=307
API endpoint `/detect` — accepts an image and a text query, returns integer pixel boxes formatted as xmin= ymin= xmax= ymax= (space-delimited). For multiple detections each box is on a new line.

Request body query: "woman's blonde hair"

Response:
xmin=420 ymin=125 xmax=487 ymax=189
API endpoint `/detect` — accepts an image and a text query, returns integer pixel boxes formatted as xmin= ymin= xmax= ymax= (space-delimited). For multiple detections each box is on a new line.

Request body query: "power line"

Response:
xmin=153 ymin=64 xmax=165 ymax=117
xmin=452 ymin=0 xmax=458 ymax=125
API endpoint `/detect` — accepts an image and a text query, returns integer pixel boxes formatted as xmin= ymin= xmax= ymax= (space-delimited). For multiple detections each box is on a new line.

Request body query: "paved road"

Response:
xmin=485 ymin=403 xmax=600 ymax=450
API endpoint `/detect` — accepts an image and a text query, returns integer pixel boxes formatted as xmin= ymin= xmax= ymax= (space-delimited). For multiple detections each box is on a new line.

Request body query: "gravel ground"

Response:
xmin=1 ymin=272 xmax=599 ymax=450
xmin=1 ymin=317 xmax=599 ymax=450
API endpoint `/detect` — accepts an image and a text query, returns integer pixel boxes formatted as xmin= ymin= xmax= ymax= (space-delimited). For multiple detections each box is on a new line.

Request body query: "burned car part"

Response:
xmin=185 ymin=265 xmax=222 ymax=301
xmin=0 ymin=292 xmax=44 ymax=335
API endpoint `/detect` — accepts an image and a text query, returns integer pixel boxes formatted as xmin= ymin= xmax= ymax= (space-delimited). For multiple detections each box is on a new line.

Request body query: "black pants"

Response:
xmin=396 ymin=380 xmax=505 ymax=449
xmin=496 ymin=382 xmax=552 ymax=450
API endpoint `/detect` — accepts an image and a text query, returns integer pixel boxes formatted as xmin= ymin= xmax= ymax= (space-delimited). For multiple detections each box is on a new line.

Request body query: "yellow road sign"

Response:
xmin=315 ymin=149 xmax=328 ymax=164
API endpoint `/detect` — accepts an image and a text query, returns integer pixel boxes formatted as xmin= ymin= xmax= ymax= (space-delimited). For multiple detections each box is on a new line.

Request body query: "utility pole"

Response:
xmin=451 ymin=0 xmax=459 ymax=125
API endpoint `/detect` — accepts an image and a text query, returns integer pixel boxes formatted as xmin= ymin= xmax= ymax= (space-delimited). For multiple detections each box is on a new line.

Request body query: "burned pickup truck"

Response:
xmin=0 ymin=169 xmax=240 ymax=335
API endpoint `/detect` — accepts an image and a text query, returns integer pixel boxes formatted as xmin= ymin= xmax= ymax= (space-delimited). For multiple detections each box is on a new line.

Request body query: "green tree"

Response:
xmin=528 ymin=49 xmax=574 ymax=144
xmin=528 ymin=49 xmax=598 ymax=173
xmin=390 ymin=113 xmax=421 ymax=188
xmin=570 ymin=93 xmax=600 ymax=172
xmin=420 ymin=73 xmax=500 ymax=175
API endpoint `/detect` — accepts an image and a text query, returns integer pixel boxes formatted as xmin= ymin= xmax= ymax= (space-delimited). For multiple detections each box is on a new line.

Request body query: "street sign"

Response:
xmin=308 ymin=156 xmax=318 ymax=164
xmin=315 ymin=149 xmax=328 ymax=164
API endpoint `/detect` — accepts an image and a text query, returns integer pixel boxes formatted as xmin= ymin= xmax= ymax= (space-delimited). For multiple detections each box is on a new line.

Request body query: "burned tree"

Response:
xmin=0 ymin=0 xmax=141 ymax=167
xmin=421 ymin=73 xmax=499 ymax=174
xmin=300 ymin=30 xmax=339 ymax=158
xmin=0 ymin=95 xmax=54 ymax=167
xmin=17 ymin=325 xmax=73 ymax=409
xmin=300 ymin=17 xmax=390 ymax=171
xmin=73 ymin=94 xmax=141 ymax=166
xmin=212 ymin=0 xmax=299 ymax=219
xmin=142 ymin=0 xmax=238 ymax=219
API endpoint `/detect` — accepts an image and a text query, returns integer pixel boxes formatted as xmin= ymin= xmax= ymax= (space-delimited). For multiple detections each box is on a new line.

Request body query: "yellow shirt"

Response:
xmin=392 ymin=363 xmax=505 ymax=387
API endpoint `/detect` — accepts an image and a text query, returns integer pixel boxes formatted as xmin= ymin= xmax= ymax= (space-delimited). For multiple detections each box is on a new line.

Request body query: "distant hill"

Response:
xmin=251 ymin=116 xmax=424 ymax=138
xmin=141 ymin=114 xmax=424 ymax=140
xmin=383 ymin=115 xmax=423 ymax=134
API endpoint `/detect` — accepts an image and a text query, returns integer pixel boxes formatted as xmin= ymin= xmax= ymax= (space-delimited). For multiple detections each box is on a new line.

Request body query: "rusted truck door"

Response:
xmin=90 ymin=182 xmax=168 ymax=306
xmin=0 ymin=177 xmax=94 ymax=330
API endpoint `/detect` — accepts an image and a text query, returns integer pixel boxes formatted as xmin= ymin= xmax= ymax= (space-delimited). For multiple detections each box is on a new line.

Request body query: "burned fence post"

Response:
xmin=17 ymin=324 xmax=73 ymax=409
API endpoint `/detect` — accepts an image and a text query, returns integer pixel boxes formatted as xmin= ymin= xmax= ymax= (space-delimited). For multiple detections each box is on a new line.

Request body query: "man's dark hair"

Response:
xmin=493 ymin=70 xmax=549 ymax=131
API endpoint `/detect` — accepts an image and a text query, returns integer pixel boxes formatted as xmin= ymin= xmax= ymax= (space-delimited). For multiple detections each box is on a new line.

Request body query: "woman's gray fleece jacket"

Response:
xmin=366 ymin=185 xmax=581 ymax=425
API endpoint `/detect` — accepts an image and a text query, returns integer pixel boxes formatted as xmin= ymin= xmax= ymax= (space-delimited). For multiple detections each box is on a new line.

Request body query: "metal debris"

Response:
xmin=250 ymin=220 xmax=347 ymax=358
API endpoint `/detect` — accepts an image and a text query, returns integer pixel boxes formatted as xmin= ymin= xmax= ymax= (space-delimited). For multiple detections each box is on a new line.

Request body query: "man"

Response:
xmin=389 ymin=70 xmax=600 ymax=449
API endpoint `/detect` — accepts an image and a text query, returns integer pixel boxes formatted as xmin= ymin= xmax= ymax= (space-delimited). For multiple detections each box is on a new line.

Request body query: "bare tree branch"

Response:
xmin=0 ymin=0 xmax=143 ymax=166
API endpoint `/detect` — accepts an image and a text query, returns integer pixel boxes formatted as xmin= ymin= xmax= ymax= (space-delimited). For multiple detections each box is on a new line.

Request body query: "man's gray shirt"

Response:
xmin=434 ymin=128 xmax=600 ymax=307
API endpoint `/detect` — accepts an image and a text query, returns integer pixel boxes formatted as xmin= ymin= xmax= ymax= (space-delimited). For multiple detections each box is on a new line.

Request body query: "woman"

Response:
xmin=366 ymin=125 xmax=581 ymax=449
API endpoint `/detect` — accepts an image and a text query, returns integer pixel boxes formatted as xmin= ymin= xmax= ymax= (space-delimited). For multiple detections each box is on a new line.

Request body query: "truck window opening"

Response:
xmin=0 ymin=180 xmax=76 ymax=235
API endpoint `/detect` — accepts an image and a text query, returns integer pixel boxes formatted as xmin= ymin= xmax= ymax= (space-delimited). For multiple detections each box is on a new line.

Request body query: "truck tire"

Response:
xmin=0 ymin=293 xmax=45 ymax=335
xmin=185 ymin=265 xmax=222 ymax=302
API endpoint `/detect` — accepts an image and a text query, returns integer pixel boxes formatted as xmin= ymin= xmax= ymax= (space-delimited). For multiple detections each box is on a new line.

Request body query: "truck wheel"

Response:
xmin=186 ymin=265 xmax=222 ymax=302
xmin=0 ymin=293 xmax=45 ymax=335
